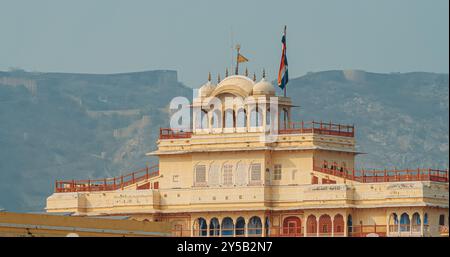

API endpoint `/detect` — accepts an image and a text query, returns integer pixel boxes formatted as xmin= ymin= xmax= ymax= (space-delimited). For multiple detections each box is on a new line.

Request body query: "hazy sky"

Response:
xmin=1 ymin=0 xmax=448 ymax=87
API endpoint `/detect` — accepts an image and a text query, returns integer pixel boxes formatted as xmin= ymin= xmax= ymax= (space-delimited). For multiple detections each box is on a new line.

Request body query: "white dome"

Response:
xmin=198 ymin=81 xmax=216 ymax=97
xmin=252 ymin=78 xmax=275 ymax=96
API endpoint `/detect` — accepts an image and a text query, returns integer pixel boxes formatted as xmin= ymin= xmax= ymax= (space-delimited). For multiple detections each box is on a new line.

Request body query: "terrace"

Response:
xmin=313 ymin=160 xmax=448 ymax=183
xmin=55 ymin=165 xmax=159 ymax=193
xmin=159 ymin=120 xmax=355 ymax=139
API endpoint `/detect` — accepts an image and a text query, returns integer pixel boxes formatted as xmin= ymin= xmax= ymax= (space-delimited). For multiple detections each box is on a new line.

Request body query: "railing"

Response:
xmin=349 ymin=225 xmax=387 ymax=237
xmin=279 ymin=121 xmax=354 ymax=137
xmin=313 ymin=163 xmax=448 ymax=183
xmin=159 ymin=128 xmax=192 ymax=139
xmin=55 ymin=165 xmax=159 ymax=193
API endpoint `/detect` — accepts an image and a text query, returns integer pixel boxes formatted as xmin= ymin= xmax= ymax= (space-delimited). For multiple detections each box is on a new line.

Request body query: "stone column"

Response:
xmin=331 ymin=216 xmax=335 ymax=237
xmin=316 ymin=216 xmax=319 ymax=237
xmin=420 ymin=212 xmax=424 ymax=237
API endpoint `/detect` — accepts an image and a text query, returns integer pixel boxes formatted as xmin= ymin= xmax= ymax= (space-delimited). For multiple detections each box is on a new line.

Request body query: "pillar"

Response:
xmin=331 ymin=216 xmax=335 ymax=237
xmin=316 ymin=216 xmax=319 ymax=237
xmin=420 ymin=211 xmax=424 ymax=237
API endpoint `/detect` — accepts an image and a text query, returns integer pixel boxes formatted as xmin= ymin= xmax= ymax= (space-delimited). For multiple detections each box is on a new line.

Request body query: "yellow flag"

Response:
xmin=237 ymin=53 xmax=249 ymax=63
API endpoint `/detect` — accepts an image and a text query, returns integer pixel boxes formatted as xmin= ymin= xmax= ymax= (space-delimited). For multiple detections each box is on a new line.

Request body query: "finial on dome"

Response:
xmin=245 ymin=68 xmax=248 ymax=77
xmin=262 ymin=69 xmax=266 ymax=79
xmin=253 ymin=72 xmax=256 ymax=81
xmin=208 ymin=72 xmax=211 ymax=82
xmin=226 ymin=68 xmax=229 ymax=77
xmin=217 ymin=73 xmax=221 ymax=83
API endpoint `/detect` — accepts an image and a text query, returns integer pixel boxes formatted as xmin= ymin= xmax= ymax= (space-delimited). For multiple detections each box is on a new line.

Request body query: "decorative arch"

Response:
xmin=400 ymin=213 xmax=410 ymax=232
xmin=283 ymin=216 xmax=301 ymax=236
xmin=249 ymin=103 xmax=263 ymax=127
xmin=319 ymin=214 xmax=332 ymax=236
xmin=334 ymin=214 xmax=345 ymax=235
xmin=389 ymin=213 xmax=399 ymax=233
xmin=193 ymin=217 xmax=207 ymax=237
xmin=235 ymin=217 xmax=246 ymax=236
xmin=248 ymin=216 xmax=262 ymax=236
xmin=236 ymin=108 xmax=247 ymax=128
xmin=221 ymin=217 xmax=234 ymax=236
xmin=209 ymin=218 xmax=220 ymax=236
xmin=412 ymin=212 xmax=421 ymax=233
xmin=306 ymin=215 xmax=317 ymax=236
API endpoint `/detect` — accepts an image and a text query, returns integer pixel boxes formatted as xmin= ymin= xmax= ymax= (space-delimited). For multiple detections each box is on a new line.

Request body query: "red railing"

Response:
xmin=279 ymin=121 xmax=354 ymax=137
xmin=55 ymin=165 xmax=159 ymax=193
xmin=313 ymin=162 xmax=448 ymax=183
xmin=159 ymin=128 xmax=193 ymax=139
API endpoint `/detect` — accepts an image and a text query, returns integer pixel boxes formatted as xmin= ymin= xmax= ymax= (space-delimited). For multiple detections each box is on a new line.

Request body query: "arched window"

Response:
xmin=400 ymin=213 xmax=410 ymax=232
xmin=319 ymin=215 xmax=332 ymax=236
xmin=209 ymin=218 xmax=220 ymax=236
xmin=283 ymin=216 xmax=301 ymax=236
xmin=249 ymin=105 xmax=262 ymax=127
xmin=193 ymin=217 xmax=207 ymax=236
xmin=222 ymin=164 xmax=233 ymax=186
xmin=221 ymin=217 xmax=234 ymax=236
xmin=412 ymin=213 xmax=421 ymax=233
xmin=224 ymin=109 xmax=234 ymax=128
xmin=235 ymin=217 xmax=246 ymax=236
xmin=200 ymin=109 xmax=208 ymax=129
xmin=424 ymin=213 xmax=429 ymax=233
xmin=334 ymin=214 xmax=344 ymax=235
xmin=389 ymin=213 xmax=399 ymax=233
xmin=210 ymin=109 xmax=221 ymax=128
xmin=236 ymin=109 xmax=247 ymax=128
xmin=306 ymin=215 xmax=317 ymax=236
xmin=248 ymin=216 xmax=262 ymax=236
xmin=323 ymin=161 xmax=328 ymax=169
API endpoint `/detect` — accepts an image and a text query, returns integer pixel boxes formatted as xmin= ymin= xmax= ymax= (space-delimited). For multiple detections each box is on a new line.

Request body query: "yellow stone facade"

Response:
xmin=46 ymin=74 xmax=449 ymax=237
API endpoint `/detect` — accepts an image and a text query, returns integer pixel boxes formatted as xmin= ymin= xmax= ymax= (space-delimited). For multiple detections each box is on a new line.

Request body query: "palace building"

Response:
xmin=46 ymin=71 xmax=449 ymax=237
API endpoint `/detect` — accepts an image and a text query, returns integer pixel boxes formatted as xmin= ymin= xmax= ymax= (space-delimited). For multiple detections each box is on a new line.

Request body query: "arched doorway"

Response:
xmin=306 ymin=215 xmax=317 ymax=237
xmin=210 ymin=218 xmax=220 ymax=236
xmin=235 ymin=217 xmax=246 ymax=236
xmin=319 ymin=215 xmax=332 ymax=236
xmin=193 ymin=217 xmax=207 ymax=237
xmin=334 ymin=214 xmax=345 ymax=236
xmin=248 ymin=216 xmax=262 ymax=236
xmin=283 ymin=216 xmax=301 ymax=236
xmin=221 ymin=217 xmax=234 ymax=236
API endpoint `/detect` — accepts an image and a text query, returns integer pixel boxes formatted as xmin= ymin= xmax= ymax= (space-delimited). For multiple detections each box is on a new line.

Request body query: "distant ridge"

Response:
xmin=0 ymin=69 xmax=448 ymax=212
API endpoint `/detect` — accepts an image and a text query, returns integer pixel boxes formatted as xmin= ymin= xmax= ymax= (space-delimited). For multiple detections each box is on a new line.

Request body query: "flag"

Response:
xmin=237 ymin=53 xmax=249 ymax=63
xmin=277 ymin=26 xmax=288 ymax=90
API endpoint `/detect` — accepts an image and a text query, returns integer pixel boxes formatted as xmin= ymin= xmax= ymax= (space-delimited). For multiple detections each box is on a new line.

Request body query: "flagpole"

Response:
xmin=235 ymin=44 xmax=240 ymax=75
xmin=284 ymin=25 xmax=287 ymax=97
